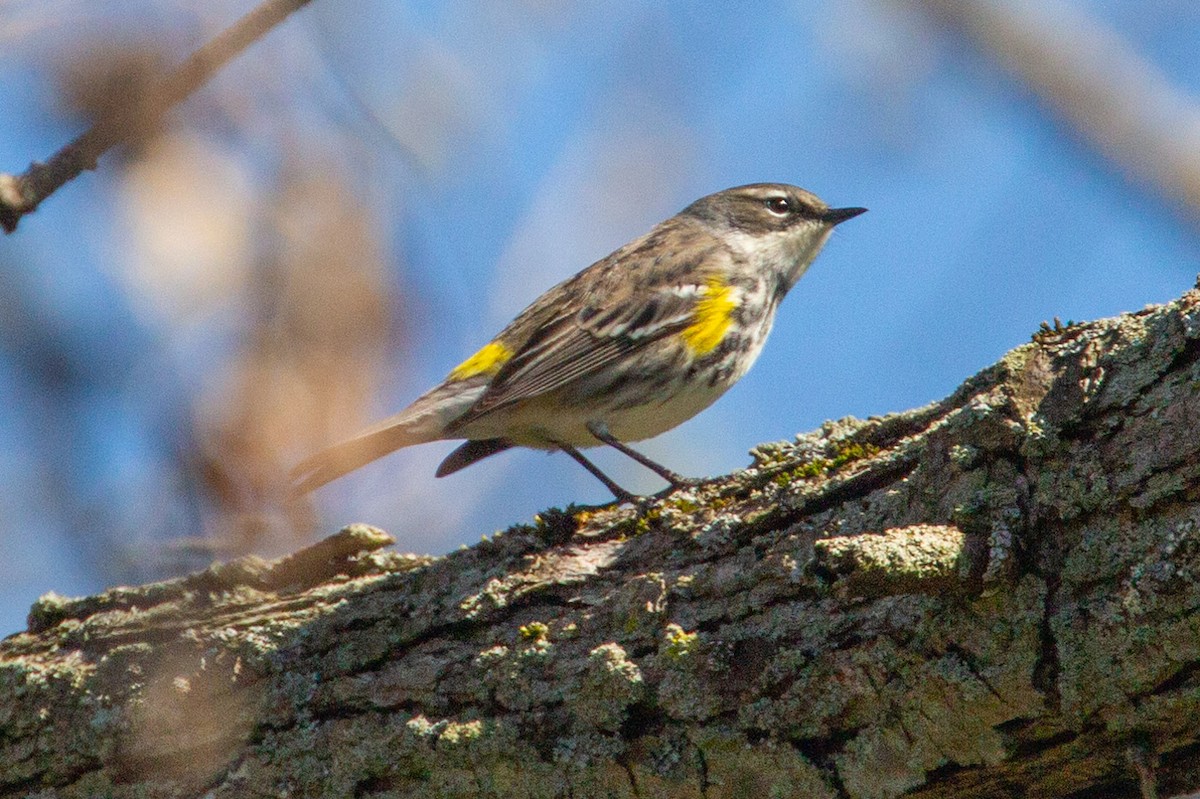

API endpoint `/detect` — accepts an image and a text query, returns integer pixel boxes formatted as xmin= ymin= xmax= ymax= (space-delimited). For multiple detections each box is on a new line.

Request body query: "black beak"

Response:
xmin=821 ymin=206 xmax=867 ymax=225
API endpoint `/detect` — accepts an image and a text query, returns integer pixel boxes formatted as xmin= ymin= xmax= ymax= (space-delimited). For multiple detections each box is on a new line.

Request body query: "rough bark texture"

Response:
xmin=6 ymin=288 xmax=1200 ymax=798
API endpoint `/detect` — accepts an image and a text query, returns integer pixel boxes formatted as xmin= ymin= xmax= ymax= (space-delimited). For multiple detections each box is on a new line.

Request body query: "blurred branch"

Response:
xmin=0 ymin=0 xmax=314 ymax=234
xmin=914 ymin=0 xmax=1200 ymax=223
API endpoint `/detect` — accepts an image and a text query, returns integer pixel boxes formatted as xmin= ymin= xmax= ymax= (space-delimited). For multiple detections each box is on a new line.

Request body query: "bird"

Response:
xmin=292 ymin=183 xmax=865 ymax=503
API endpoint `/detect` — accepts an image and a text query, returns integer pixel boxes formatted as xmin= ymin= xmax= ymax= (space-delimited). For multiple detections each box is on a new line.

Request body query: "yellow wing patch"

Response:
xmin=682 ymin=277 xmax=737 ymax=355
xmin=450 ymin=341 xmax=512 ymax=380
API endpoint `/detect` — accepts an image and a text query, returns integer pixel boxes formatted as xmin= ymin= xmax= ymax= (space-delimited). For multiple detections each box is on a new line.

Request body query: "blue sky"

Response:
xmin=0 ymin=0 xmax=1198 ymax=634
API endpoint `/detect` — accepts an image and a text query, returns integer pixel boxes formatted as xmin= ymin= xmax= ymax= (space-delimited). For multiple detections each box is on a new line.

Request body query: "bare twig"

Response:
xmin=0 ymin=0 xmax=314 ymax=234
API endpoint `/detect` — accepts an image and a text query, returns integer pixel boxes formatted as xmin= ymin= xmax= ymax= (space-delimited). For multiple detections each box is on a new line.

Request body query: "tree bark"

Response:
xmin=5 ymin=287 xmax=1200 ymax=798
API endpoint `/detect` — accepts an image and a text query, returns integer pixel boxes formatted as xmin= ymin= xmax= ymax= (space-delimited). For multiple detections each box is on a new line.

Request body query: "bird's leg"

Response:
xmin=556 ymin=444 xmax=639 ymax=505
xmin=585 ymin=421 xmax=697 ymax=489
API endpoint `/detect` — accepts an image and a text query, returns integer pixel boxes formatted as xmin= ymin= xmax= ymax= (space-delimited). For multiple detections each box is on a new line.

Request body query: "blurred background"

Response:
xmin=0 ymin=0 xmax=1197 ymax=634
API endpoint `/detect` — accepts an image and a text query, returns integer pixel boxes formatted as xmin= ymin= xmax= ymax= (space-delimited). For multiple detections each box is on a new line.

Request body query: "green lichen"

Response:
xmin=27 ymin=591 xmax=72 ymax=633
xmin=769 ymin=439 xmax=882 ymax=488
xmin=665 ymin=495 xmax=700 ymax=513
xmin=749 ymin=440 xmax=793 ymax=468
xmin=529 ymin=506 xmax=581 ymax=545
xmin=950 ymin=443 xmax=981 ymax=468
xmin=474 ymin=645 xmax=508 ymax=669
xmin=814 ymin=525 xmax=967 ymax=597
xmin=436 ymin=719 xmax=484 ymax=745
xmin=518 ymin=622 xmax=549 ymax=643
xmin=632 ymin=508 xmax=662 ymax=536
xmin=774 ymin=458 xmax=831 ymax=486
xmin=572 ymin=643 xmax=644 ymax=731
xmin=830 ymin=440 xmax=880 ymax=469
xmin=695 ymin=730 xmax=838 ymax=799
xmin=1031 ymin=316 xmax=1080 ymax=343
xmin=661 ymin=624 xmax=698 ymax=661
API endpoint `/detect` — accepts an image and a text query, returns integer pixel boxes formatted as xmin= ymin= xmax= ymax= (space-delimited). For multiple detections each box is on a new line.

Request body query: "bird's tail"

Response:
xmin=290 ymin=410 xmax=439 ymax=494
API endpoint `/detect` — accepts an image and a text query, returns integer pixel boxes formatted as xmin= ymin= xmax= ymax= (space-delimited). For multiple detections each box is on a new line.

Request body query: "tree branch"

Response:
xmin=0 ymin=0 xmax=313 ymax=234
xmin=6 ymin=285 xmax=1200 ymax=797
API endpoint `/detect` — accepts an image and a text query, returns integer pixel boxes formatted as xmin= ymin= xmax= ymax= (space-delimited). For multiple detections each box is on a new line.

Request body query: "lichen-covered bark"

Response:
xmin=6 ymin=290 xmax=1200 ymax=798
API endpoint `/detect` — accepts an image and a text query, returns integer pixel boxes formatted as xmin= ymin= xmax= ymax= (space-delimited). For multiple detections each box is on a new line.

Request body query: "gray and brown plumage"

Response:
xmin=292 ymin=184 xmax=865 ymax=501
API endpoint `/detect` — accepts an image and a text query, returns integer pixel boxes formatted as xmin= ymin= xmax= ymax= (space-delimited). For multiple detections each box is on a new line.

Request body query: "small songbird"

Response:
xmin=292 ymin=184 xmax=865 ymax=502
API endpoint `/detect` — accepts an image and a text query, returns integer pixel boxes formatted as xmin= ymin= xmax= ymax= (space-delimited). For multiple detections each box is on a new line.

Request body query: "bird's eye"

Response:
xmin=765 ymin=196 xmax=791 ymax=216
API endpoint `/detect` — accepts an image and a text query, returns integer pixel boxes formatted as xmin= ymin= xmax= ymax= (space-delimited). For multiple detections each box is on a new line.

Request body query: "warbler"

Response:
xmin=292 ymin=183 xmax=865 ymax=502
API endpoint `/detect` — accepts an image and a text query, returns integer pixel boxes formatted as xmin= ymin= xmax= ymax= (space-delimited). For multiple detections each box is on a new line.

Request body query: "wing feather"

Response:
xmin=448 ymin=230 xmax=732 ymax=429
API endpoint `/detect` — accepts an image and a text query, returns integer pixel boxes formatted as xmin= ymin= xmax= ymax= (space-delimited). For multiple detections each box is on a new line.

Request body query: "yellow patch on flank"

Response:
xmin=450 ymin=341 xmax=512 ymax=380
xmin=682 ymin=277 xmax=737 ymax=355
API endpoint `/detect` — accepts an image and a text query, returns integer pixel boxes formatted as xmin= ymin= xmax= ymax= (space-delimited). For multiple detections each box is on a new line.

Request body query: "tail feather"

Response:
xmin=291 ymin=417 xmax=431 ymax=494
xmin=435 ymin=438 xmax=515 ymax=477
